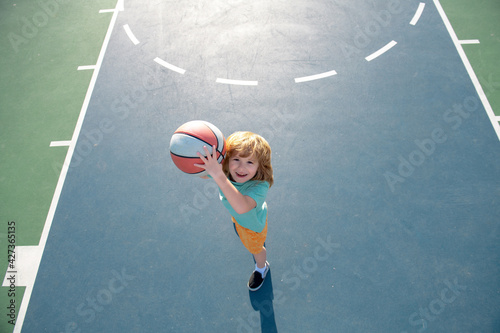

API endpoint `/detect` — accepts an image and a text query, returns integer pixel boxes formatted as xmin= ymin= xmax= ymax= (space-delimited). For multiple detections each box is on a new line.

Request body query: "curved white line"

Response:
xmin=365 ymin=40 xmax=397 ymax=61
xmin=123 ymin=24 xmax=140 ymax=45
xmin=154 ymin=57 xmax=186 ymax=75
xmin=295 ymin=70 xmax=337 ymax=83
xmin=216 ymin=78 xmax=258 ymax=86
xmin=410 ymin=3 xmax=425 ymax=25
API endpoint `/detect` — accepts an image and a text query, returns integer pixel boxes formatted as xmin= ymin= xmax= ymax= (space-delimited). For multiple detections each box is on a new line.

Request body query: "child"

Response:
xmin=195 ymin=131 xmax=274 ymax=291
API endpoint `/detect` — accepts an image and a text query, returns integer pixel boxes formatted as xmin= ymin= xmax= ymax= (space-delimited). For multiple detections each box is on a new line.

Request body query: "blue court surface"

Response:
xmin=19 ymin=1 xmax=500 ymax=332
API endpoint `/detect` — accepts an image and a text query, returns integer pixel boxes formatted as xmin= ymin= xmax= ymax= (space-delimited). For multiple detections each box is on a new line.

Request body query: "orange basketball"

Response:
xmin=169 ymin=120 xmax=226 ymax=175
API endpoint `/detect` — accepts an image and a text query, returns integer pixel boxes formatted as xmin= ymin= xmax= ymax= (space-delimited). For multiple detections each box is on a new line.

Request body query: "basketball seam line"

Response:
xmin=203 ymin=123 xmax=225 ymax=154
xmin=173 ymin=131 xmax=223 ymax=155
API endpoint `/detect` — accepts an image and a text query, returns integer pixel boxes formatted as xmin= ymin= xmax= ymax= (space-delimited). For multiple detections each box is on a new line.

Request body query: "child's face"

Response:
xmin=228 ymin=153 xmax=259 ymax=183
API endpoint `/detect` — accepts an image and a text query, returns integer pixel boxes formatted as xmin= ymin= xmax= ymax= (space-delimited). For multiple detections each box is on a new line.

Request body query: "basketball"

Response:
xmin=169 ymin=120 xmax=226 ymax=175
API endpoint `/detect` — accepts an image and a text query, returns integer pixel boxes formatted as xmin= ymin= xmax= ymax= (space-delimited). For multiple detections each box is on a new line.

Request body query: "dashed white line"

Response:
xmin=123 ymin=24 xmax=140 ymax=45
xmin=49 ymin=141 xmax=71 ymax=147
xmin=365 ymin=40 xmax=397 ymax=61
xmin=459 ymin=39 xmax=480 ymax=45
xmin=294 ymin=70 xmax=338 ymax=83
xmin=216 ymin=78 xmax=258 ymax=86
xmin=410 ymin=3 xmax=426 ymax=25
xmin=154 ymin=57 xmax=186 ymax=75
xmin=77 ymin=65 xmax=96 ymax=71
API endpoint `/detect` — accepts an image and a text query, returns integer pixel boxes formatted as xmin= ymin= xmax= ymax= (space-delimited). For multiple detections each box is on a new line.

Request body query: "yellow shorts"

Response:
xmin=232 ymin=217 xmax=267 ymax=255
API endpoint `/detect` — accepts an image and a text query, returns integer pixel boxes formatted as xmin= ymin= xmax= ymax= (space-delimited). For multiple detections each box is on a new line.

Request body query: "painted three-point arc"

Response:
xmin=123 ymin=2 xmax=428 ymax=86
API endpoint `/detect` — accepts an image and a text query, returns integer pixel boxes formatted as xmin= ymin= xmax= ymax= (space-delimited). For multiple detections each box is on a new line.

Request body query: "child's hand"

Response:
xmin=194 ymin=145 xmax=224 ymax=179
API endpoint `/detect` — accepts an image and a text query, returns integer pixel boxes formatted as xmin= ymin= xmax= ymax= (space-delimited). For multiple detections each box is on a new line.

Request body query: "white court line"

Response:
xmin=2 ymin=246 xmax=41 ymax=288
xmin=49 ymin=141 xmax=71 ymax=147
xmin=99 ymin=1 xmax=123 ymax=13
xmin=116 ymin=0 xmax=124 ymax=11
xmin=410 ymin=3 xmax=426 ymax=25
xmin=123 ymin=24 xmax=140 ymax=45
xmin=216 ymin=78 xmax=258 ymax=86
xmin=77 ymin=65 xmax=96 ymax=71
xmin=294 ymin=70 xmax=338 ymax=83
xmin=154 ymin=57 xmax=186 ymax=75
xmin=365 ymin=40 xmax=397 ymax=61
xmin=12 ymin=0 xmax=125 ymax=332
xmin=459 ymin=39 xmax=480 ymax=44
xmin=434 ymin=0 xmax=500 ymax=141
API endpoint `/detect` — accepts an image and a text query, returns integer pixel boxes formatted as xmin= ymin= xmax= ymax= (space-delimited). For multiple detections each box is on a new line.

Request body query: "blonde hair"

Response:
xmin=222 ymin=131 xmax=274 ymax=187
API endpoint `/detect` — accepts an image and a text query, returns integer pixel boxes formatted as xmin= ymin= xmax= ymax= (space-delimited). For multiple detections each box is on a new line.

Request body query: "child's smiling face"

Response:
xmin=228 ymin=153 xmax=259 ymax=183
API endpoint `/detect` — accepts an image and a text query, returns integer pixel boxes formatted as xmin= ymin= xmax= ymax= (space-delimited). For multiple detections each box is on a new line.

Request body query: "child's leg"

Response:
xmin=253 ymin=246 xmax=267 ymax=269
xmin=232 ymin=217 xmax=268 ymax=267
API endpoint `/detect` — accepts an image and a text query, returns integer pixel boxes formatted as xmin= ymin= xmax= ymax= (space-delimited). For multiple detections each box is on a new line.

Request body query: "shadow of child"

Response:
xmin=248 ymin=270 xmax=278 ymax=333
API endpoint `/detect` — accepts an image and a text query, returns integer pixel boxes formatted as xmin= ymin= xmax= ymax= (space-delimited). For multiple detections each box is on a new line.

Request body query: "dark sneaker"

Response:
xmin=248 ymin=262 xmax=270 ymax=291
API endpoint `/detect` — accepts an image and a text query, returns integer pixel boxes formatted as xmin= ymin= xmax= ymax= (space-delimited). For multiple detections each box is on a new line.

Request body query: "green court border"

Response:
xmin=0 ymin=1 xmax=499 ymax=332
xmin=440 ymin=0 xmax=500 ymax=117
xmin=0 ymin=1 xmax=116 ymax=332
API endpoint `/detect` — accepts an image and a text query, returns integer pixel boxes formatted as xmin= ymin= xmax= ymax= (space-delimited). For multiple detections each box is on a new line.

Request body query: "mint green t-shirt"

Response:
xmin=219 ymin=180 xmax=269 ymax=233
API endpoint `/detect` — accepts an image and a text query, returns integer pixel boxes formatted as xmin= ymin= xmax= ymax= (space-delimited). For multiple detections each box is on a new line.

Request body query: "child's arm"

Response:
xmin=195 ymin=145 xmax=256 ymax=214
